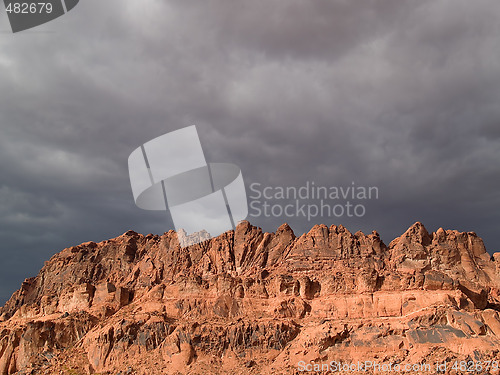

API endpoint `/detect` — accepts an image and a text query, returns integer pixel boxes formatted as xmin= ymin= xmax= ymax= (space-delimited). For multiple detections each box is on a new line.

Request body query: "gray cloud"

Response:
xmin=1 ymin=0 xmax=500 ymax=303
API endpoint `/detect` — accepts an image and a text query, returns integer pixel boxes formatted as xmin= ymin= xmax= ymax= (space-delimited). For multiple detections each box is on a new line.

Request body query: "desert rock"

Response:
xmin=0 ymin=221 xmax=499 ymax=374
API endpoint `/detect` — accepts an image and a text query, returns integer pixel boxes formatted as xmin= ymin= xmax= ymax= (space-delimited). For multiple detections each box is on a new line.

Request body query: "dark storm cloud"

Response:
xmin=1 ymin=0 xmax=500 ymax=304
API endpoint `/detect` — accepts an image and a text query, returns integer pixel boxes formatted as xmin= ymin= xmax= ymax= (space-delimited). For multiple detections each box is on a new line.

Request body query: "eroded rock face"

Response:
xmin=0 ymin=221 xmax=499 ymax=374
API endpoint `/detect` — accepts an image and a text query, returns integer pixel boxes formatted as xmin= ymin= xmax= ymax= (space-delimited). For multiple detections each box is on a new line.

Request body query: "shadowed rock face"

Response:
xmin=0 ymin=221 xmax=499 ymax=374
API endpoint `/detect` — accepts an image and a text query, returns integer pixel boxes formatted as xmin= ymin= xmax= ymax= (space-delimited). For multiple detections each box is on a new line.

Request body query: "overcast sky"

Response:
xmin=1 ymin=0 xmax=500 ymax=304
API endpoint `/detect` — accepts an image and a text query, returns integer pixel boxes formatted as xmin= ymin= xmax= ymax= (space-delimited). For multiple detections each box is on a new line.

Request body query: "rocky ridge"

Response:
xmin=0 ymin=221 xmax=499 ymax=374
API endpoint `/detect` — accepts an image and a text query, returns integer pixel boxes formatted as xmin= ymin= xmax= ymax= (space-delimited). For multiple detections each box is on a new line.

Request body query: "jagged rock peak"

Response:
xmin=1 ymin=221 xmax=499 ymax=374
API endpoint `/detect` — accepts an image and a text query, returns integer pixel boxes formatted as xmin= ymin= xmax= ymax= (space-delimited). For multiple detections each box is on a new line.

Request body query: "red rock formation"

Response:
xmin=0 ymin=221 xmax=499 ymax=374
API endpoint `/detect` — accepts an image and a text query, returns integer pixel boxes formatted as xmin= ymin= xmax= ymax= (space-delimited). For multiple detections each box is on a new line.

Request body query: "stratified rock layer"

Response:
xmin=1 ymin=221 xmax=499 ymax=374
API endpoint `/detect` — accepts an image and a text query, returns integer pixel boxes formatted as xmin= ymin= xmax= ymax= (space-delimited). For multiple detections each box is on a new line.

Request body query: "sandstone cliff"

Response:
xmin=0 ymin=221 xmax=499 ymax=374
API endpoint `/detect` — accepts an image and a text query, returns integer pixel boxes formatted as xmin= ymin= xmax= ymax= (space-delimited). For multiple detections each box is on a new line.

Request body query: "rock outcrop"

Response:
xmin=0 ymin=221 xmax=499 ymax=374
